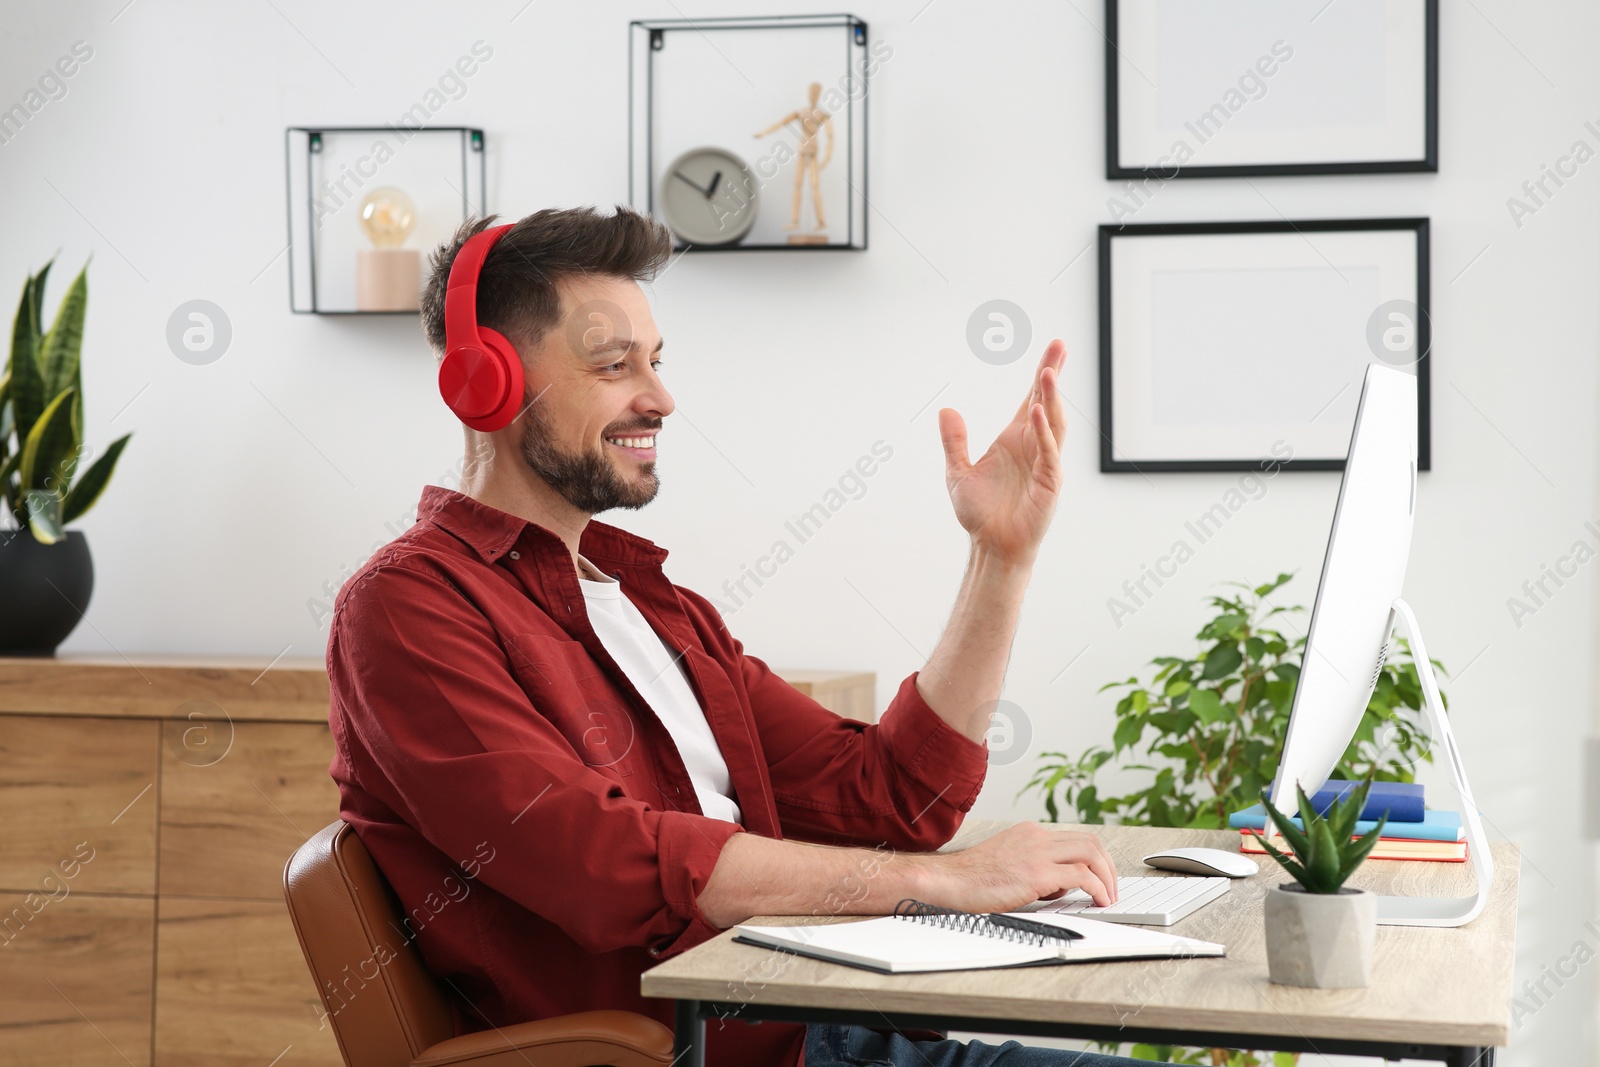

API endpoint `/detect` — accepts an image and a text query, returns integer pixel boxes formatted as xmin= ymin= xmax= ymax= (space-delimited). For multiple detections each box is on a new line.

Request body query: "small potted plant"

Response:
xmin=1254 ymin=777 xmax=1387 ymax=989
xmin=1 ymin=259 xmax=131 ymax=655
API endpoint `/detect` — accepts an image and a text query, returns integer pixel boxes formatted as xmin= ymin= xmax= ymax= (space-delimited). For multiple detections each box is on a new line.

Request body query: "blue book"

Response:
xmin=1309 ymin=780 xmax=1425 ymax=823
xmin=1229 ymin=804 xmax=1464 ymax=842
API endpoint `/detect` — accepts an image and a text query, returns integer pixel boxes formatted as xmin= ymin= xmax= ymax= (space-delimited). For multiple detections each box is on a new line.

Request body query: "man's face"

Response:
xmin=516 ymin=275 xmax=672 ymax=515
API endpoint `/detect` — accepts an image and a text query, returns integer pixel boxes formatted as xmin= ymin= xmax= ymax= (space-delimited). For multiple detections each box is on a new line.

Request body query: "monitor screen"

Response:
xmin=1269 ymin=363 xmax=1419 ymax=814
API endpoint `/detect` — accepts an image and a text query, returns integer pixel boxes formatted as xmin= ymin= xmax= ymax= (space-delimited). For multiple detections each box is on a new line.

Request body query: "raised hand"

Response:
xmin=937 ymin=340 xmax=1069 ymax=567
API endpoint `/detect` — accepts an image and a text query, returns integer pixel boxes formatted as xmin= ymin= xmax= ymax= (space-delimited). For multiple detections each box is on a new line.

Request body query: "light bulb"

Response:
xmin=359 ymin=188 xmax=416 ymax=248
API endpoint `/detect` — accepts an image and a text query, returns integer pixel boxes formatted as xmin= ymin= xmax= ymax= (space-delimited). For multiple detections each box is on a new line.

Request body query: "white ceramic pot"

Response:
xmin=1263 ymin=883 xmax=1377 ymax=989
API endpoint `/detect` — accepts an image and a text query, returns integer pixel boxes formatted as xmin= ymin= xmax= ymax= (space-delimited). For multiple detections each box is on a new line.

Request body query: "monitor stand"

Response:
xmin=1371 ymin=597 xmax=1494 ymax=927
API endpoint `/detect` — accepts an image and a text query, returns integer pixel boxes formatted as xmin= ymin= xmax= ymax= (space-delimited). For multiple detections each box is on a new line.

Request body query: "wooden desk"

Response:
xmin=642 ymin=820 xmax=1520 ymax=1067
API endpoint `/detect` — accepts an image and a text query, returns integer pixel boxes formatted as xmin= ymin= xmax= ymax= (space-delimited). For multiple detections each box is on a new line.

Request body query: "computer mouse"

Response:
xmin=1141 ymin=847 xmax=1259 ymax=878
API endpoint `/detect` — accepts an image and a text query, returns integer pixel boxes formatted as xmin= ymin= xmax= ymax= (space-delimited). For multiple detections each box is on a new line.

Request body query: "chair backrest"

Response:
xmin=284 ymin=821 xmax=457 ymax=1067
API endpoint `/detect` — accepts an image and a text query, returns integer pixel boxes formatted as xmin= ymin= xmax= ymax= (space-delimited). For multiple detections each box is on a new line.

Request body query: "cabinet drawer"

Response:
xmin=159 ymin=722 xmax=340 ymax=900
xmin=155 ymin=897 xmax=340 ymax=1067
xmin=0 ymin=890 xmax=153 ymax=1067
xmin=0 ymin=716 xmax=158 ymax=894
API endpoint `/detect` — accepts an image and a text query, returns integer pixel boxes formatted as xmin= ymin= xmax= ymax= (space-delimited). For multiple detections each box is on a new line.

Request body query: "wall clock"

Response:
xmin=659 ymin=147 xmax=759 ymax=247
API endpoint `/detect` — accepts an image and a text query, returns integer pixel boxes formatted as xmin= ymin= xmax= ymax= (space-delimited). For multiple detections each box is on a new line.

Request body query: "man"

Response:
xmin=327 ymin=206 xmax=1137 ymax=1067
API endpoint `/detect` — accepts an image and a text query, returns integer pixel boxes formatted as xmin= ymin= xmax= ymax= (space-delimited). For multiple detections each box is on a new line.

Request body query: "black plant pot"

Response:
xmin=0 ymin=529 xmax=95 ymax=656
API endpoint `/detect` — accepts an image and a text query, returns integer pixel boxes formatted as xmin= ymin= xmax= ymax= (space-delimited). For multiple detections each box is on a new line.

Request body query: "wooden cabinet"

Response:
xmin=0 ymin=654 xmax=874 ymax=1067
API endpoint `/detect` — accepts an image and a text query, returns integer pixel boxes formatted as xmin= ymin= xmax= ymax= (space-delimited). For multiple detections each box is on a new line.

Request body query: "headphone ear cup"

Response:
xmin=438 ymin=223 xmax=520 ymax=430
xmin=438 ymin=327 xmax=526 ymax=432
xmin=476 ymin=327 xmax=526 ymax=431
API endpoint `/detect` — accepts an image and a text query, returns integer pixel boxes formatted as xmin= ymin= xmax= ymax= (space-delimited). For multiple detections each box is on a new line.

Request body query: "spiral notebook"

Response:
xmin=732 ymin=900 xmax=1225 ymax=975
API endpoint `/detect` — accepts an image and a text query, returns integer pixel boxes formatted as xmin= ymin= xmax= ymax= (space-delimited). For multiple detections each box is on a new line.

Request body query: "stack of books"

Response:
xmin=1228 ymin=780 xmax=1467 ymax=862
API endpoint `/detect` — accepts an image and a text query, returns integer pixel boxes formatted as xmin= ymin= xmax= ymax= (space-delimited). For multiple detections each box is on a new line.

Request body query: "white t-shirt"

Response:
xmin=576 ymin=556 xmax=743 ymax=825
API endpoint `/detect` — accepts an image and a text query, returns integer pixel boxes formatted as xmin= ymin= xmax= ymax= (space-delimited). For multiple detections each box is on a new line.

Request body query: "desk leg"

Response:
xmin=674 ymin=999 xmax=705 ymax=1067
xmin=1447 ymin=1048 xmax=1495 ymax=1067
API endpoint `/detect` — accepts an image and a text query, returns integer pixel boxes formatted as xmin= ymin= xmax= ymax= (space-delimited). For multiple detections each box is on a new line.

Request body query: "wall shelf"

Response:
xmin=284 ymin=126 xmax=487 ymax=314
xmin=629 ymin=15 xmax=871 ymax=252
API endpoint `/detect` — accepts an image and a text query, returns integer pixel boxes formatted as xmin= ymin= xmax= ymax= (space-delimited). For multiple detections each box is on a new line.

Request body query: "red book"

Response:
xmin=1239 ymin=828 xmax=1467 ymax=863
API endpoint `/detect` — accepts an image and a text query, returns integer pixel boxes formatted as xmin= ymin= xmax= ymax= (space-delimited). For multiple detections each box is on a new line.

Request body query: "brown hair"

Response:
xmin=419 ymin=205 xmax=673 ymax=356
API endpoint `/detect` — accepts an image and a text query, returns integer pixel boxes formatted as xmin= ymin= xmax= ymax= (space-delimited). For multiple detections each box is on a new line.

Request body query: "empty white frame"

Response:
xmin=1107 ymin=0 xmax=1437 ymax=178
xmin=1098 ymin=219 xmax=1430 ymax=472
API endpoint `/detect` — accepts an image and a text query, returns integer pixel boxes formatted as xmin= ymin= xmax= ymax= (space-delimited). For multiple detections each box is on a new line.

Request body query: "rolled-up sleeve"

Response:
xmin=741 ymin=652 xmax=990 ymax=851
xmin=328 ymin=562 xmax=741 ymax=960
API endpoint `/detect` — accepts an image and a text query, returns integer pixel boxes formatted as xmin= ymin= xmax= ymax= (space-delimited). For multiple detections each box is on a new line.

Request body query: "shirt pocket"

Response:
xmin=506 ymin=632 xmax=604 ymax=686
xmin=505 ymin=634 xmax=640 ymax=777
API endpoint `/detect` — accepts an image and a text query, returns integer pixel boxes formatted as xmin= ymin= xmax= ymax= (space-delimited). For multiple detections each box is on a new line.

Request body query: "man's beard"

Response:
xmin=519 ymin=396 xmax=660 ymax=514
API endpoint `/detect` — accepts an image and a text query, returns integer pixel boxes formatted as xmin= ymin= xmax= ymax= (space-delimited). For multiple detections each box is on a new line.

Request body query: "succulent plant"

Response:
xmin=1 ymin=258 xmax=130 ymax=544
xmin=1256 ymin=777 xmax=1389 ymax=894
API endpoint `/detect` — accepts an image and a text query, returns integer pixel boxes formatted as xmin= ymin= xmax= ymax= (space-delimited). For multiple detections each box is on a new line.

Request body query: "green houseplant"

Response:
xmin=1024 ymin=574 xmax=1442 ymax=830
xmin=1257 ymin=778 xmax=1387 ymax=988
xmin=0 ymin=258 xmax=131 ymax=654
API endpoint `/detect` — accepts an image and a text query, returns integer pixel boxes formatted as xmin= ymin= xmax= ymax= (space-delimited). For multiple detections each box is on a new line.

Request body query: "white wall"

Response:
xmin=2 ymin=2 xmax=1595 ymax=1063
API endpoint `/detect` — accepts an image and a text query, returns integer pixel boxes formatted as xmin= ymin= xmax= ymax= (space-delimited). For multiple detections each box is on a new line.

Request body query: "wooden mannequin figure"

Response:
xmin=754 ymin=81 xmax=835 ymax=244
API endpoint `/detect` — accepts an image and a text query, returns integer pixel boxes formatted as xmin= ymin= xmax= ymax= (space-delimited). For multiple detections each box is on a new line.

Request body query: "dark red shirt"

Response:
xmin=326 ymin=485 xmax=989 ymax=1067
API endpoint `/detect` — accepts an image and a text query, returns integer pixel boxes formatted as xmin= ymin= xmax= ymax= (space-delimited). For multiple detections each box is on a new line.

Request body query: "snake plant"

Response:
xmin=1 ymin=258 xmax=131 ymax=544
xmin=1255 ymin=777 xmax=1388 ymax=894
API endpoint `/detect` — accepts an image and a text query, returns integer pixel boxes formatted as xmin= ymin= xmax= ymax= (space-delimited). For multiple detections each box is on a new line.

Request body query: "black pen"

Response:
xmin=986 ymin=913 xmax=1085 ymax=943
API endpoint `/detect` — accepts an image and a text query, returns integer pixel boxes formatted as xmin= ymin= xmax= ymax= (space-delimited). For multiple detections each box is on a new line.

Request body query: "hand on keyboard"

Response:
xmin=925 ymin=822 xmax=1119 ymax=913
xmin=1020 ymin=875 xmax=1230 ymax=926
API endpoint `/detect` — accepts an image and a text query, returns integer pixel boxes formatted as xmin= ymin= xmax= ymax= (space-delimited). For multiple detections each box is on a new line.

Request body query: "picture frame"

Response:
xmin=1097 ymin=218 xmax=1431 ymax=473
xmin=1105 ymin=0 xmax=1438 ymax=180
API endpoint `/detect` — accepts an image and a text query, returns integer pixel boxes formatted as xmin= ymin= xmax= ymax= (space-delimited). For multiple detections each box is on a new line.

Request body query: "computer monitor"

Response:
xmin=1268 ymin=361 xmax=1492 ymax=927
xmin=1269 ymin=363 xmax=1418 ymax=814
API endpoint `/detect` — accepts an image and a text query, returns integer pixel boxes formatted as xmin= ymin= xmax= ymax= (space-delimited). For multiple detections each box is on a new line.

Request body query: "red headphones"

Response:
xmin=438 ymin=223 xmax=525 ymax=432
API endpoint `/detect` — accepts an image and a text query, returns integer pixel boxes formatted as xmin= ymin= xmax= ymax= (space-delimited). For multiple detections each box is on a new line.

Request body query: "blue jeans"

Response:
xmin=804 ymin=1023 xmax=1151 ymax=1066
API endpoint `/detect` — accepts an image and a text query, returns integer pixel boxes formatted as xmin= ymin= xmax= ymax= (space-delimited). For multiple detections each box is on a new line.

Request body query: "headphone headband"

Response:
xmin=438 ymin=223 xmax=524 ymax=432
xmin=443 ymin=223 xmax=512 ymax=353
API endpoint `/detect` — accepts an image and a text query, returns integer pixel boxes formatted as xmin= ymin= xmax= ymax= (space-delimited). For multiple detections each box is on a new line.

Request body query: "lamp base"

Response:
xmin=356 ymin=249 xmax=421 ymax=312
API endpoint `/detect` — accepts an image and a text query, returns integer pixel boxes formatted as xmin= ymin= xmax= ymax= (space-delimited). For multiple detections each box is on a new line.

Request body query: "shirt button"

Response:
xmin=648 ymin=945 xmax=663 ymax=958
xmin=509 ymin=551 xmax=520 ymax=560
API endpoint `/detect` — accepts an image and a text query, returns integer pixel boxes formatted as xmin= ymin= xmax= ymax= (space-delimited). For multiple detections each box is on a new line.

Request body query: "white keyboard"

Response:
xmin=1017 ymin=876 xmax=1230 ymax=926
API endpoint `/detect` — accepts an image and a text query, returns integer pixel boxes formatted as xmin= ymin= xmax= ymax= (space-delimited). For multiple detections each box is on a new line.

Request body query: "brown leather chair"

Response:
xmin=283 ymin=820 xmax=674 ymax=1067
